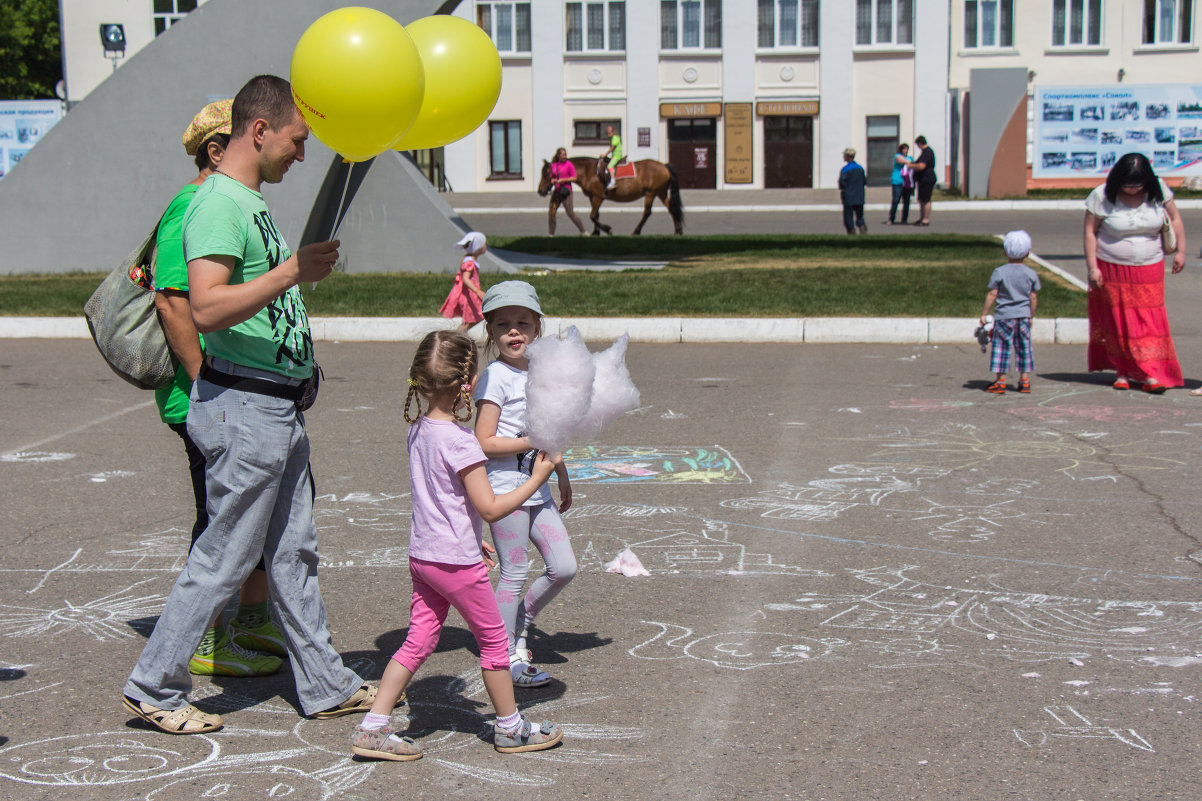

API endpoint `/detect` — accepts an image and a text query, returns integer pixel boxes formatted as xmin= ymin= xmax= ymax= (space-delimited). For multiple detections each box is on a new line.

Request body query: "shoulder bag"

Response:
xmin=83 ymin=218 xmax=178 ymax=390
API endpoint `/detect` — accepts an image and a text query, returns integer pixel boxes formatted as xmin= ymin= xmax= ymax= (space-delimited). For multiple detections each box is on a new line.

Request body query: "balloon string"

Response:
xmin=329 ymin=163 xmax=353 ymax=242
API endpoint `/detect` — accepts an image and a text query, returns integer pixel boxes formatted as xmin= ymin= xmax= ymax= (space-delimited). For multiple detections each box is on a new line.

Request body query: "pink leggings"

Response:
xmin=392 ymin=558 xmax=510 ymax=673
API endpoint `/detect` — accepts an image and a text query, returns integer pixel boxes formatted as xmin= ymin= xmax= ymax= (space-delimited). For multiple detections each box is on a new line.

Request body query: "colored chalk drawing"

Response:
xmin=563 ymin=445 xmax=749 ymax=483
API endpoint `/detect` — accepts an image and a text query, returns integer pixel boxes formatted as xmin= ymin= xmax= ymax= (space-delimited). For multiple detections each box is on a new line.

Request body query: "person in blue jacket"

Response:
xmin=838 ymin=147 xmax=867 ymax=235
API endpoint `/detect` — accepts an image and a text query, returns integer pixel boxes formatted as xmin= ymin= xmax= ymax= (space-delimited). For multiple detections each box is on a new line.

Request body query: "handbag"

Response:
xmin=1161 ymin=210 xmax=1178 ymax=255
xmin=82 ymin=219 xmax=178 ymax=390
xmin=555 ymin=182 xmax=571 ymax=201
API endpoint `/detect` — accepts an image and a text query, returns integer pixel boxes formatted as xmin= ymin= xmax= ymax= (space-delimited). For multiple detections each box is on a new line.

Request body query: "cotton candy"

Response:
xmin=604 ymin=547 xmax=650 ymax=577
xmin=525 ymin=326 xmax=595 ymax=455
xmin=578 ymin=334 xmax=641 ymax=440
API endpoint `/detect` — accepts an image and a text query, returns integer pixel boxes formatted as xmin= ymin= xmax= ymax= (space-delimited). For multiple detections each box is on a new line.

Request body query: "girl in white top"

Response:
xmin=473 ymin=281 xmax=577 ymax=688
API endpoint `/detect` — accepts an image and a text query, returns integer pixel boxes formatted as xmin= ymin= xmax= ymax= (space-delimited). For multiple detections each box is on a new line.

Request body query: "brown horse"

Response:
xmin=538 ymin=157 xmax=684 ymax=235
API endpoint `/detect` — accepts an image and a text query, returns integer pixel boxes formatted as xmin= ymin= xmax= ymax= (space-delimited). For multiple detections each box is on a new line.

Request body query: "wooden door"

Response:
xmin=763 ymin=116 xmax=813 ymax=188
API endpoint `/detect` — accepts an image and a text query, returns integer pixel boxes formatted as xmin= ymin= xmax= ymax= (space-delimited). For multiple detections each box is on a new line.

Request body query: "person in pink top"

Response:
xmin=547 ymin=148 xmax=586 ymax=236
xmin=348 ymin=330 xmax=564 ymax=761
xmin=439 ymin=231 xmax=486 ymax=332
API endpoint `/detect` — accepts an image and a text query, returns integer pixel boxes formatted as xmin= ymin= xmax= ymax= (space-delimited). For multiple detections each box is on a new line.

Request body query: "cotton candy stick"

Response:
xmin=525 ymin=326 xmax=595 ymax=455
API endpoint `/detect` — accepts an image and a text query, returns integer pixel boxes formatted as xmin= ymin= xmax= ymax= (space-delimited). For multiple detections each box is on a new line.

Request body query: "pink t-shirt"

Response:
xmin=406 ymin=417 xmax=488 ymax=565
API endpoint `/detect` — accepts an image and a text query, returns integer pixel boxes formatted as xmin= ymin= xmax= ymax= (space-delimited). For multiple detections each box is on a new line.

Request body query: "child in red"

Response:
xmin=439 ymin=231 xmax=486 ymax=332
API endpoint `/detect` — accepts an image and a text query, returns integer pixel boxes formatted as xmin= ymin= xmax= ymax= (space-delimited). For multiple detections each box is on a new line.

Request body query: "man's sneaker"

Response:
xmin=228 ymin=618 xmax=287 ymax=657
xmin=189 ymin=636 xmax=282 ymax=677
xmin=494 ymin=715 xmax=562 ymax=753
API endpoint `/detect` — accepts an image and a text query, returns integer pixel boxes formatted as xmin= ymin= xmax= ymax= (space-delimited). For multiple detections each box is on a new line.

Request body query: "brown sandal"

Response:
xmin=122 ymin=695 xmax=223 ymax=734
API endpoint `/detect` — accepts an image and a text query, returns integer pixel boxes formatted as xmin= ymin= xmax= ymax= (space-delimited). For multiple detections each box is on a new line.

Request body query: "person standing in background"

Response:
xmin=838 ymin=147 xmax=867 ymax=235
xmin=911 ymin=135 xmax=937 ymax=226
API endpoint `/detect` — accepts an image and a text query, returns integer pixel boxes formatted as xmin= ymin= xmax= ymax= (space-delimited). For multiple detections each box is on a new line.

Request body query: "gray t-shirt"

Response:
xmin=988 ymin=262 xmax=1041 ymax=320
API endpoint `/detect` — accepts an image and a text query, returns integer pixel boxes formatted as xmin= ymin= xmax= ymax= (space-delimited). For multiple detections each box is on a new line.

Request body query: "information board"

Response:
xmin=1033 ymin=84 xmax=1202 ymax=177
xmin=0 ymin=100 xmax=64 ymax=179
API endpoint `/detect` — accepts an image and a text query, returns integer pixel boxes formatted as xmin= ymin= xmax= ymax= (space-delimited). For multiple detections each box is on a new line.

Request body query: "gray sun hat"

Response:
xmin=482 ymin=280 xmax=543 ymax=316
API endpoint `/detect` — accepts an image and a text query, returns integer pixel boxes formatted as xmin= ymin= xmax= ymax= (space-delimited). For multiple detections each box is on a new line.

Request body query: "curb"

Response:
xmin=1 ymin=316 xmax=1088 ymax=345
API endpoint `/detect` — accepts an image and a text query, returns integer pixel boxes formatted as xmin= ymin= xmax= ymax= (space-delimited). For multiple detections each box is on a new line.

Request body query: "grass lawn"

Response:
xmin=0 ymin=234 xmax=1087 ymax=318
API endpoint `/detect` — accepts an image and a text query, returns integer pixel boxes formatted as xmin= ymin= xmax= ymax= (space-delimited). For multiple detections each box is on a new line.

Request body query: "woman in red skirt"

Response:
xmin=1083 ymin=153 xmax=1186 ymax=393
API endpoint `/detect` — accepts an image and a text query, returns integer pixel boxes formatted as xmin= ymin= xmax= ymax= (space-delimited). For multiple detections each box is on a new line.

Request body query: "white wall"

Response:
xmin=59 ymin=0 xmax=212 ymax=105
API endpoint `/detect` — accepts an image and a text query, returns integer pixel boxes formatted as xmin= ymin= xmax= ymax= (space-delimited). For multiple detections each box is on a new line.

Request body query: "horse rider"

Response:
xmin=601 ymin=125 xmax=623 ymax=191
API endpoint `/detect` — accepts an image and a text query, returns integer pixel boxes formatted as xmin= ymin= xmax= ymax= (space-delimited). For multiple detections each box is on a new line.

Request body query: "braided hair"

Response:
xmin=404 ymin=330 xmax=480 ymax=424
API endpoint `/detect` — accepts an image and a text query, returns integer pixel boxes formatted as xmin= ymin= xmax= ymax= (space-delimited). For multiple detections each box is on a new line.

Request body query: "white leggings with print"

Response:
xmin=490 ymin=500 xmax=577 ymax=656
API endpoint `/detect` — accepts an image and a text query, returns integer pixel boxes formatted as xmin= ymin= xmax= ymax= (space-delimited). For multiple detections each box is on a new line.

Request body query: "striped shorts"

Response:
xmin=989 ymin=317 xmax=1034 ymax=374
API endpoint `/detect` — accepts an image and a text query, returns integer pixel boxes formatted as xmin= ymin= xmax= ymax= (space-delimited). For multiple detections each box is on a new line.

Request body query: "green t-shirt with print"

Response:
xmin=181 ymin=174 xmax=314 ymax=379
xmin=608 ymin=133 xmax=623 ymax=167
xmin=153 ymin=183 xmax=203 ymax=425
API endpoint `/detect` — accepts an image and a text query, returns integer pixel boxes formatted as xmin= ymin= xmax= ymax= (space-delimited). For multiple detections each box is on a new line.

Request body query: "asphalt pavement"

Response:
xmin=1 ymin=337 xmax=1202 ymax=800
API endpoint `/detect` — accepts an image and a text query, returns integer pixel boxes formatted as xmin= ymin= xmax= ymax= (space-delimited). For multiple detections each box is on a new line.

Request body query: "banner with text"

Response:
xmin=0 ymin=100 xmax=64 ymax=179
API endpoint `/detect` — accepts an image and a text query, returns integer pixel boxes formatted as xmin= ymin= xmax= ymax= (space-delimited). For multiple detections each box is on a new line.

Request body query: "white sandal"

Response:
xmin=510 ymin=653 xmax=551 ymax=688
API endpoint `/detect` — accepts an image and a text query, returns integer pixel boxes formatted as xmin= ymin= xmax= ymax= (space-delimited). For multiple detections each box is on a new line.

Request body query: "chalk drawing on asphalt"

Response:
xmin=757 ymin=566 xmax=1202 ymax=667
xmin=563 ymin=445 xmax=750 ymax=484
xmin=0 ymin=732 xmax=220 ymax=786
xmin=611 ymin=519 xmax=828 ymax=577
xmin=0 ymin=579 xmax=165 ymax=641
xmin=846 ymin=422 xmax=1186 ymax=479
xmin=628 ymin=622 xmax=845 ymax=669
xmin=1014 ymin=706 xmax=1154 ymax=752
xmin=0 ymin=451 xmax=74 ymax=463
xmin=720 ymin=464 xmax=948 ymax=521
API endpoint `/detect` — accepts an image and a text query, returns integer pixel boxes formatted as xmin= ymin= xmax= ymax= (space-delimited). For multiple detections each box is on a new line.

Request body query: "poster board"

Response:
xmin=1033 ymin=84 xmax=1202 ymax=177
xmin=0 ymin=100 xmax=64 ymax=180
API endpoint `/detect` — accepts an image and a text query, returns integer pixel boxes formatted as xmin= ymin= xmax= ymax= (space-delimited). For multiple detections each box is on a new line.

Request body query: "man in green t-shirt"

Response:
xmin=124 ymin=75 xmax=379 ymax=735
xmin=154 ymin=99 xmax=284 ymax=680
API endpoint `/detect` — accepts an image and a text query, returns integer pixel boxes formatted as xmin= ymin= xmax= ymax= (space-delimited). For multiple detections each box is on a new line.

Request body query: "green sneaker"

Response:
xmin=228 ymin=618 xmax=287 ymax=657
xmin=189 ymin=636 xmax=282 ymax=677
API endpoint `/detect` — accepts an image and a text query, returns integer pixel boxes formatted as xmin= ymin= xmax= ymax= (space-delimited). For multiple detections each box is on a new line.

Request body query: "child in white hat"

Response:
xmin=980 ymin=230 xmax=1041 ymax=394
xmin=439 ymin=232 xmax=487 ymax=332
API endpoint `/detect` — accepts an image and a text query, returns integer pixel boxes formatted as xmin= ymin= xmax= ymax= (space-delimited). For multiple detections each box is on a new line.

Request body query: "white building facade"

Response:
xmin=58 ymin=0 xmax=211 ymax=106
xmin=443 ymin=0 xmax=950 ymax=191
xmin=948 ymin=0 xmax=1202 ymax=187
xmin=53 ymin=1 xmax=1202 ymax=191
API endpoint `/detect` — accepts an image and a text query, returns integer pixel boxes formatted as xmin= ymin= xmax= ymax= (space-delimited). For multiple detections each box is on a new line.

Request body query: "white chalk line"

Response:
xmin=1 ymin=400 xmax=155 ymax=458
xmin=25 ymin=548 xmax=81 ymax=594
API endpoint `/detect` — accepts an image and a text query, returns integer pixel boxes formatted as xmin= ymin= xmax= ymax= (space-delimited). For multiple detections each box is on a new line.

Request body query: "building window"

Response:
xmin=856 ymin=0 xmax=914 ymax=46
xmin=1052 ymin=0 xmax=1102 ymax=46
xmin=152 ymin=0 xmax=197 ymax=36
xmin=477 ymin=2 xmax=532 ymax=53
xmin=574 ymin=120 xmax=622 ymax=145
xmin=489 ymin=120 xmax=522 ymax=177
xmin=661 ymin=0 xmax=722 ymax=50
xmin=1143 ymin=0 xmax=1193 ymax=44
xmin=567 ymin=2 xmax=626 ymax=51
xmin=757 ymin=0 xmax=819 ymax=47
xmin=963 ymin=0 xmax=1014 ymax=48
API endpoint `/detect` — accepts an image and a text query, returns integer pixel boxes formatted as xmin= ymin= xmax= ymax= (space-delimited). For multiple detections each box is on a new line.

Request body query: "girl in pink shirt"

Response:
xmin=349 ymin=330 xmax=562 ymax=760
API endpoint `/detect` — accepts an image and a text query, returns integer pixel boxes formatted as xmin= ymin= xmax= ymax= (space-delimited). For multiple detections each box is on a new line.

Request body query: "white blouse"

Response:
xmin=1085 ymin=178 xmax=1172 ymax=266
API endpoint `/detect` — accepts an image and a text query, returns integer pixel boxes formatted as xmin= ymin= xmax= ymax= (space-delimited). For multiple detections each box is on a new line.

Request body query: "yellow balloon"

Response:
xmin=392 ymin=15 xmax=502 ymax=151
xmin=291 ymin=7 xmax=425 ymax=162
